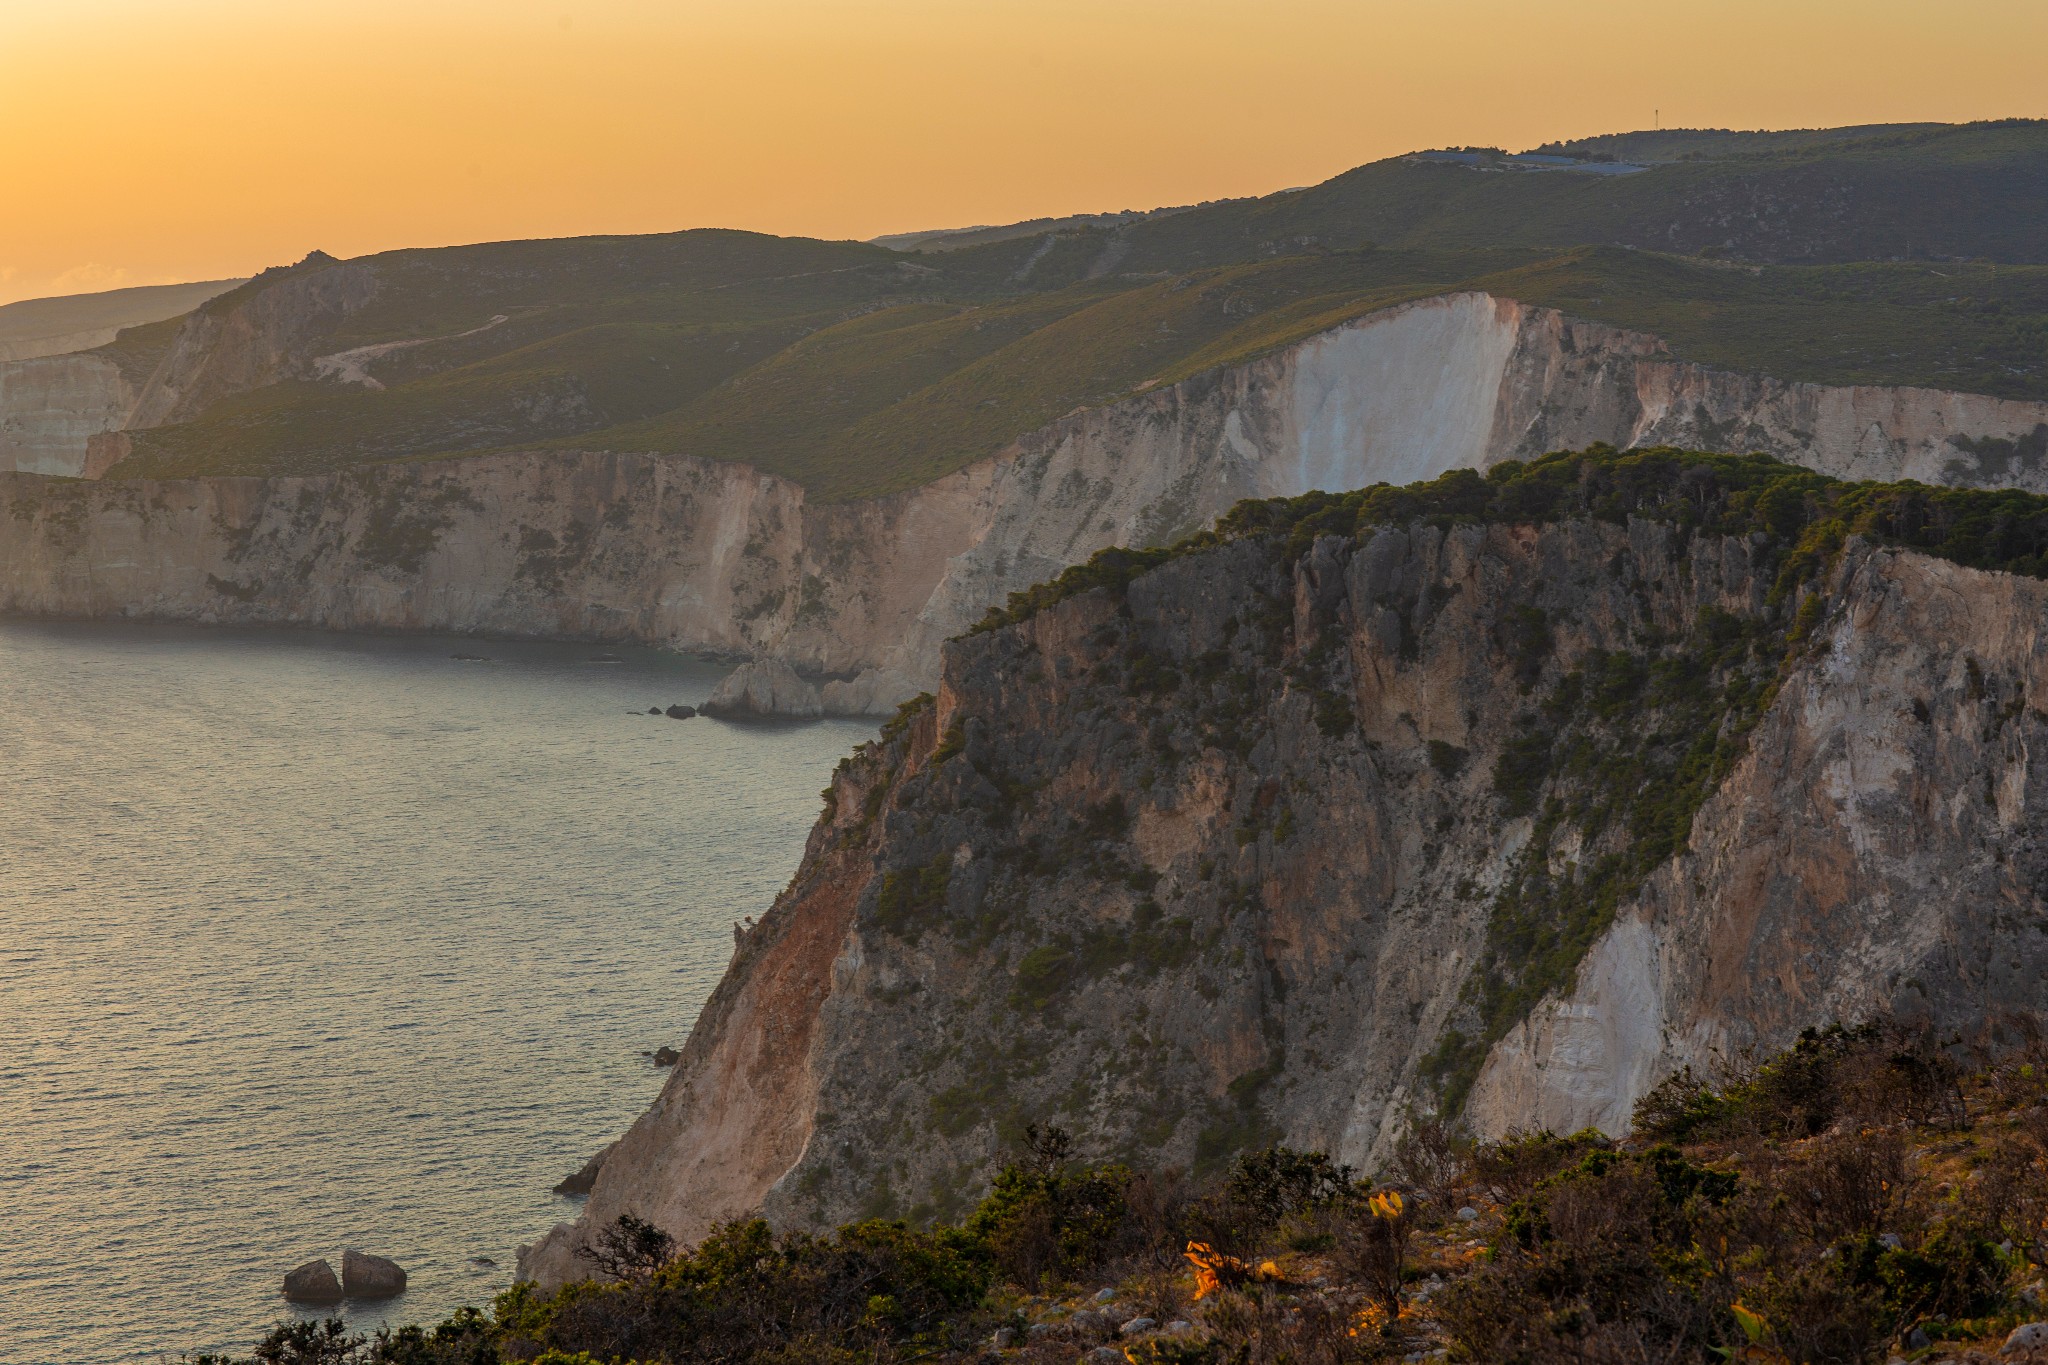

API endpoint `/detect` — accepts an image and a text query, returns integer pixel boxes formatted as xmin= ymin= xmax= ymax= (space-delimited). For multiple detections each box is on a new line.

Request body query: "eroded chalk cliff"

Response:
xmin=0 ymin=352 xmax=137 ymax=477
xmin=519 ymin=452 xmax=2048 ymax=1284
xmin=8 ymin=294 xmax=2048 ymax=701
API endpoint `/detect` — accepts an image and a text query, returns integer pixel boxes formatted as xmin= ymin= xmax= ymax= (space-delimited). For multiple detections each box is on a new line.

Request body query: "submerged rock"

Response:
xmin=342 ymin=1249 xmax=407 ymax=1298
xmin=282 ymin=1258 xmax=342 ymax=1303
xmin=699 ymin=661 xmax=822 ymax=720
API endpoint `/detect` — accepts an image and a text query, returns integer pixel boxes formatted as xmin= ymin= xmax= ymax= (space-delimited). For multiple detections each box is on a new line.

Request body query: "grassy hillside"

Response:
xmin=101 ymin=122 xmax=2048 ymax=494
xmin=0 ymin=277 xmax=241 ymax=351
xmin=1107 ymin=120 xmax=2048 ymax=270
xmin=113 ymin=244 xmax=2048 ymax=499
xmin=1528 ymin=121 xmax=1948 ymax=162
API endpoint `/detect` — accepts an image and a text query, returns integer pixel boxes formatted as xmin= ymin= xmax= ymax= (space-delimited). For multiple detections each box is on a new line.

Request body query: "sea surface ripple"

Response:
xmin=0 ymin=622 xmax=870 ymax=1364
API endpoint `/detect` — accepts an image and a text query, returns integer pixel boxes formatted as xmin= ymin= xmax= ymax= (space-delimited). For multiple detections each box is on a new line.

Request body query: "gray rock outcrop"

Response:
xmin=341 ymin=1249 xmax=407 ymax=1298
xmin=699 ymin=661 xmax=822 ymax=720
xmin=554 ymin=1141 xmax=614 ymax=1196
xmin=281 ymin=1258 xmax=342 ymax=1303
xmin=821 ymin=669 xmax=925 ymax=718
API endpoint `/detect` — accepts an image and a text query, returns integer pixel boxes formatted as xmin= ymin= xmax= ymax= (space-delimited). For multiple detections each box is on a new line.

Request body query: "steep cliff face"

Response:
xmin=519 ymin=456 xmax=2048 ymax=1284
xmin=1468 ymin=546 xmax=2048 ymax=1135
xmin=0 ymin=452 xmax=968 ymax=678
xmin=0 ymin=353 xmax=136 ymax=476
xmin=9 ymin=294 xmax=2048 ymax=697
xmin=125 ymin=257 xmax=380 ymax=429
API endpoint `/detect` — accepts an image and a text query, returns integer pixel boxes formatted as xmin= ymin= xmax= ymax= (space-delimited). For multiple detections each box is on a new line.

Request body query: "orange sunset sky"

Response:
xmin=3 ymin=0 xmax=2045 ymax=306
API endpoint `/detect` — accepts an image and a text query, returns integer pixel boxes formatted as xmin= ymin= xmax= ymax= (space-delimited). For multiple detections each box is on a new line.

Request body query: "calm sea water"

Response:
xmin=0 ymin=622 xmax=870 ymax=1365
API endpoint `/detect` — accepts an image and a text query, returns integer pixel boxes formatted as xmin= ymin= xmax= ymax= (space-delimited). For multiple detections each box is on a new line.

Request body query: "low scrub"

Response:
xmin=185 ymin=1027 xmax=2048 ymax=1365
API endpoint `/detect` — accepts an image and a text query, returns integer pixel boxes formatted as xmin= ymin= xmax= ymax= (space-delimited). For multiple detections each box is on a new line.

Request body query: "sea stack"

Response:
xmin=281 ymin=1258 xmax=343 ymax=1303
xmin=341 ymin=1249 xmax=407 ymax=1298
xmin=698 ymin=660 xmax=822 ymax=720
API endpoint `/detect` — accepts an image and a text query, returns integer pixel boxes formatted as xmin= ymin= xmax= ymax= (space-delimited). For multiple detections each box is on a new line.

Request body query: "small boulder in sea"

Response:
xmin=652 ymin=1045 xmax=681 ymax=1066
xmin=664 ymin=704 xmax=696 ymax=720
xmin=282 ymin=1258 xmax=343 ymax=1303
xmin=342 ymin=1249 xmax=407 ymax=1299
xmin=647 ymin=706 xmax=662 ymax=715
xmin=699 ymin=660 xmax=822 ymax=720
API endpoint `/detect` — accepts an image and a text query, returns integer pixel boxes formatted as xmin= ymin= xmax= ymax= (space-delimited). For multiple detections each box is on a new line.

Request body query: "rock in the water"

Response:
xmin=820 ymin=668 xmax=926 ymax=718
xmin=341 ymin=1248 xmax=407 ymax=1298
xmin=663 ymin=704 xmax=695 ymax=720
xmin=652 ymin=1045 xmax=681 ymax=1066
xmin=699 ymin=660 xmax=822 ymax=720
xmin=282 ymin=1258 xmax=342 ymax=1303
xmin=553 ymin=1141 xmax=614 ymax=1196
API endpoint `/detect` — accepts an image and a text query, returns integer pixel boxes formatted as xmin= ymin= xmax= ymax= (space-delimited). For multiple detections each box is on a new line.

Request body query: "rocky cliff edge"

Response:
xmin=519 ymin=449 xmax=2048 ymax=1284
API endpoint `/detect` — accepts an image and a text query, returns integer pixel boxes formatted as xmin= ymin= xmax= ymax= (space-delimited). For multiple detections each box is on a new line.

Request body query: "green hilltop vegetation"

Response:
xmin=101 ymin=121 xmax=2048 ymax=498
xmin=1106 ymin=119 xmax=2048 ymax=271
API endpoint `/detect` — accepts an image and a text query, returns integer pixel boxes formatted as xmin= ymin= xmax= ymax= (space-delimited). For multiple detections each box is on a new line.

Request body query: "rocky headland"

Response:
xmin=520 ymin=447 xmax=2048 ymax=1285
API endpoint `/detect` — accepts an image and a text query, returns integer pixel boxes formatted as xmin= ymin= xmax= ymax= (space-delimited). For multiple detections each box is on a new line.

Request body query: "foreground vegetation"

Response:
xmin=191 ymin=1026 xmax=2048 ymax=1364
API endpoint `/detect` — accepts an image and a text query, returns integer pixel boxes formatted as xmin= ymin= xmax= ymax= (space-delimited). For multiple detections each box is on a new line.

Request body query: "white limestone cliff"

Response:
xmin=6 ymin=293 xmax=2048 ymax=711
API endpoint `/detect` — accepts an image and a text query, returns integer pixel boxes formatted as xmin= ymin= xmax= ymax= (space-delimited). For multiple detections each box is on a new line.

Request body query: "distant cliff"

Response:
xmin=0 ymin=352 xmax=138 ymax=477
xmin=7 ymin=293 xmax=2048 ymax=702
xmin=519 ymin=449 xmax=2048 ymax=1283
